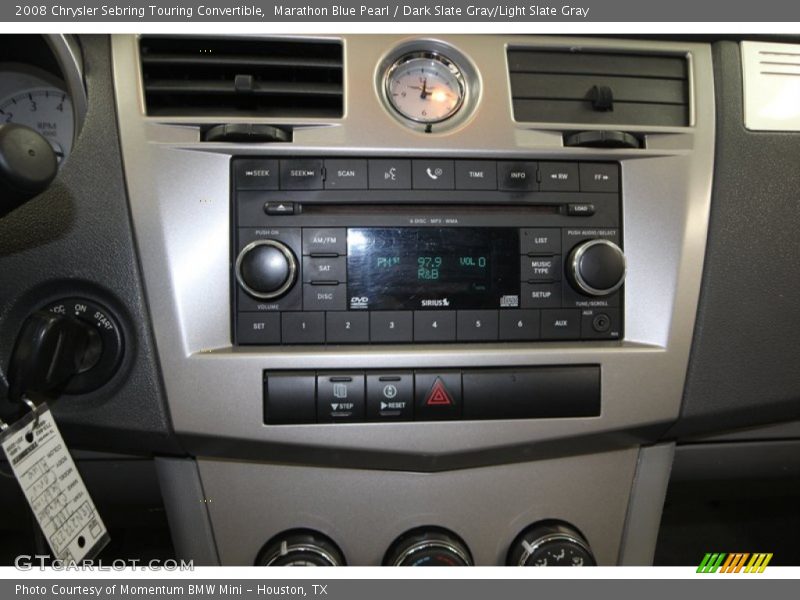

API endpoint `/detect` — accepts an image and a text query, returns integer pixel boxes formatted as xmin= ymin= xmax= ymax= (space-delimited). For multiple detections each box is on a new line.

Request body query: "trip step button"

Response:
xmin=317 ymin=374 xmax=366 ymax=422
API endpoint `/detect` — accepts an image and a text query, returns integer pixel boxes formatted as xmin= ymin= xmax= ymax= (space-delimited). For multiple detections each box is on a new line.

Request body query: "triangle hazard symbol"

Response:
xmin=425 ymin=378 xmax=453 ymax=406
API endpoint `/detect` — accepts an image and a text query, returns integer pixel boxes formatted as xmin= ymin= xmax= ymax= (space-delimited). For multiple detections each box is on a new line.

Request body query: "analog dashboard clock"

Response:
xmin=384 ymin=51 xmax=466 ymax=124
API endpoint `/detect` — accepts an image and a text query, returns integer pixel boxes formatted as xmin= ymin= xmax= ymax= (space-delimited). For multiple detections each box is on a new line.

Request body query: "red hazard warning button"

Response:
xmin=415 ymin=372 xmax=462 ymax=420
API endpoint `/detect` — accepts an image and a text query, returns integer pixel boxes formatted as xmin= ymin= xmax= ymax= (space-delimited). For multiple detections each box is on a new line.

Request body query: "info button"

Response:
xmin=498 ymin=161 xmax=538 ymax=192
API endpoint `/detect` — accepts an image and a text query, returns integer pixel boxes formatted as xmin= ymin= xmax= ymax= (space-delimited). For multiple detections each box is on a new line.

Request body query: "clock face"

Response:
xmin=385 ymin=53 xmax=465 ymax=124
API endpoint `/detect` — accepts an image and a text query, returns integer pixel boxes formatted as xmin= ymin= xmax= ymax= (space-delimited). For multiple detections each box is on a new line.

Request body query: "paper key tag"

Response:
xmin=1 ymin=403 xmax=109 ymax=562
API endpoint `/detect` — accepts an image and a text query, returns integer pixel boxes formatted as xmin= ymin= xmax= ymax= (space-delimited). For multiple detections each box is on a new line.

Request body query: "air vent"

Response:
xmin=508 ymin=48 xmax=690 ymax=127
xmin=139 ymin=37 xmax=343 ymax=118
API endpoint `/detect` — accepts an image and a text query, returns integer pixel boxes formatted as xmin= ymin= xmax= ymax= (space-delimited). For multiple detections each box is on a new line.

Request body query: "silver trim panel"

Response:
xmin=113 ymin=34 xmax=715 ymax=465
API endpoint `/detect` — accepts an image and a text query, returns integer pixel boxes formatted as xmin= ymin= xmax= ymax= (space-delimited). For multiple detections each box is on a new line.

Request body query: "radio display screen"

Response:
xmin=347 ymin=228 xmax=520 ymax=310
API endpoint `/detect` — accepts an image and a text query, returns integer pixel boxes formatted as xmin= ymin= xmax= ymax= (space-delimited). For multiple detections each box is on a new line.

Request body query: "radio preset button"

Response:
xmin=368 ymin=159 xmax=412 ymax=189
xmin=326 ymin=312 xmax=369 ymax=343
xmin=324 ymin=159 xmax=368 ymax=190
xmin=237 ymin=312 xmax=281 ymax=345
xmin=303 ymin=256 xmax=346 ymax=283
xmin=412 ymin=160 xmax=455 ymax=190
xmin=413 ymin=311 xmax=456 ymax=342
xmin=520 ymin=228 xmax=561 ymax=255
xmin=539 ymin=162 xmax=580 ymax=192
xmin=281 ymin=312 xmax=325 ymax=344
xmin=317 ymin=374 xmax=366 ymax=422
xmin=499 ymin=310 xmax=541 ymax=340
xmin=498 ymin=161 xmax=538 ymax=192
xmin=302 ymin=227 xmax=347 ymax=255
xmin=579 ymin=163 xmax=619 ymax=193
xmin=521 ymin=283 xmax=562 ymax=308
xmin=303 ymin=284 xmax=346 ymax=311
xmin=456 ymin=310 xmax=499 ymax=341
xmin=455 ymin=161 xmax=498 ymax=190
xmin=370 ymin=311 xmax=413 ymax=343
xmin=280 ymin=159 xmax=324 ymax=190
xmin=541 ymin=309 xmax=581 ymax=339
xmin=366 ymin=374 xmax=414 ymax=420
xmin=521 ymin=256 xmax=562 ymax=281
xmin=234 ymin=158 xmax=279 ymax=190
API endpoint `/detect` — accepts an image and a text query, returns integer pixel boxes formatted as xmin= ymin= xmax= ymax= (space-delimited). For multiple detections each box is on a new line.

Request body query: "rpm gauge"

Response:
xmin=385 ymin=52 xmax=465 ymax=124
xmin=0 ymin=87 xmax=74 ymax=162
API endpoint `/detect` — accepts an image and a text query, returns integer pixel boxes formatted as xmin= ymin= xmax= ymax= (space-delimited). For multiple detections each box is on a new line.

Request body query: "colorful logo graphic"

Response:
xmin=697 ymin=553 xmax=773 ymax=573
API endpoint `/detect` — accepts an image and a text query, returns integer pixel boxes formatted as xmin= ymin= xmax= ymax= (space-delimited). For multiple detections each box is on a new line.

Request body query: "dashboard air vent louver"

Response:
xmin=139 ymin=37 xmax=343 ymax=118
xmin=508 ymin=48 xmax=690 ymax=127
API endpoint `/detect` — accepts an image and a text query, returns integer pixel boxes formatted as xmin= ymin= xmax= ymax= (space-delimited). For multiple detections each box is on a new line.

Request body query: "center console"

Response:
xmin=112 ymin=34 xmax=715 ymax=565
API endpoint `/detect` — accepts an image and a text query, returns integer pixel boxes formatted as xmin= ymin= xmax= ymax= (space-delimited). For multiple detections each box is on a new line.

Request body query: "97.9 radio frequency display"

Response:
xmin=347 ymin=228 xmax=520 ymax=310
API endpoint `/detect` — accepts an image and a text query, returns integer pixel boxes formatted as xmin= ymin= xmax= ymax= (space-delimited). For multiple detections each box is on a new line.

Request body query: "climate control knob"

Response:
xmin=384 ymin=527 xmax=473 ymax=566
xmin=567 ymin=239 xmax=626 ymax=296
xmin=256 ymin=530 xmax=345 ymax=566
xmin=507 ymin=521 xmax=596 ymax=566
xmin=235 ymin=240 xmax=297 ymax=299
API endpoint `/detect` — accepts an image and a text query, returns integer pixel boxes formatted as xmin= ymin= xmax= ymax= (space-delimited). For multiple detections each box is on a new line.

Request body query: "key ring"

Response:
xmin=22 ymin=396 xmax=40 ymax=431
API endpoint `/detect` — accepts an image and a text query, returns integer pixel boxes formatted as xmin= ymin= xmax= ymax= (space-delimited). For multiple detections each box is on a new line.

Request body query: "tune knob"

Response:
xmin=256 ymin=530 xmax=345 ymax=566
xmin=567 ymin=239 xmax=626 ymax=296
xmin=384 ymin=527 xmax=473 ymax=566
xmin=507 ymin=521 xmax=596 ymax=567
xmin=235 ymin=240 xmax=297 ymax=299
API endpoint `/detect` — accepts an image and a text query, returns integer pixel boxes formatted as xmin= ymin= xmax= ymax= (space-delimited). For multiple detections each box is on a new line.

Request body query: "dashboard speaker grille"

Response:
xmin=508 ymin=48 xmax=690 ymax=127
xmin=139 ymin=37 xmax=343 ymax=118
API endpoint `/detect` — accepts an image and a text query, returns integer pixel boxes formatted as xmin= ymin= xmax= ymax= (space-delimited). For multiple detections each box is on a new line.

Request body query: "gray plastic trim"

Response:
xmin=197 ymin=447 xmax=639 ymax=566
xmin=154 ymin=457 xmax=220 ymax=566
xmin=112 ymin=34 xmax=715 ymax=466
xmin=617 ymin=442 xmax=675 ymax=566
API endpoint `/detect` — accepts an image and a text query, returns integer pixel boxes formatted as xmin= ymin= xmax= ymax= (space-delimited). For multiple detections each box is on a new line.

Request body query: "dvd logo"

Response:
xmin=350 ymin=296 xmax=369 ymax=309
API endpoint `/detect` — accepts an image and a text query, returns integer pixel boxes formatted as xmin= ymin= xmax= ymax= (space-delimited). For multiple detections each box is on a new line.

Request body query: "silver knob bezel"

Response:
xmin=235 ymin=239 xmax=297 ymax=300
xmin=262 ymin=542 xmax=341 ymax=567
xmin=570 ymin=239 xmax=626 ymax=297
xmin=391 ymin=539 xmax=473 ymax=566
xmin=515 ymin=532 xmax=595 ymax=567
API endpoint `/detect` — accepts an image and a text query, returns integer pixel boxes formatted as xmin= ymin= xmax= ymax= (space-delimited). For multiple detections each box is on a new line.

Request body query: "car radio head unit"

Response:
xmin=231 ymin=157 xmax=624 ymax=345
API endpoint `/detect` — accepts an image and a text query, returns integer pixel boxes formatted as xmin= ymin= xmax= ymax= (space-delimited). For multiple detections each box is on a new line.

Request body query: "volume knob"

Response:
xmin=567 ymin=239 xmax=626 ymax=297
xmin=235 ymin=240 xmax=297 ymax=299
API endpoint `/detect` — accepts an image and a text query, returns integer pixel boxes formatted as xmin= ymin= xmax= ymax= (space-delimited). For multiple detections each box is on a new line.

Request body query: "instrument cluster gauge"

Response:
xmin=384 ymin=51 xmax=467 ymax=126
xmin=0 ymin=87 xmax=74 ymax=162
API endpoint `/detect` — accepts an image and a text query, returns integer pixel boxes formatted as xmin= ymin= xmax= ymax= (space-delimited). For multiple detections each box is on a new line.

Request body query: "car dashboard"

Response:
xmin=0 ymin=33 xmax=799 ymax=567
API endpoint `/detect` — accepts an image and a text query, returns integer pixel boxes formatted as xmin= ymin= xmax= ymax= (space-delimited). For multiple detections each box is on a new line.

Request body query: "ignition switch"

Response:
xmin=7 ymin=298 xmax=124 ymax=403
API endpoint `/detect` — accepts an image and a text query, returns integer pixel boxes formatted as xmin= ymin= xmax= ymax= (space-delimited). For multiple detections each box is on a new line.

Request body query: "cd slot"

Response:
xmin=300 ymin=204 xmax=561 ymax=216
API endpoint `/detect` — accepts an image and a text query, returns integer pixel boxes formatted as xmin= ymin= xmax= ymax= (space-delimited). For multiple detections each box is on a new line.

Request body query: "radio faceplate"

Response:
xmin=232 ymin=158 xmax=624 ymax=345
